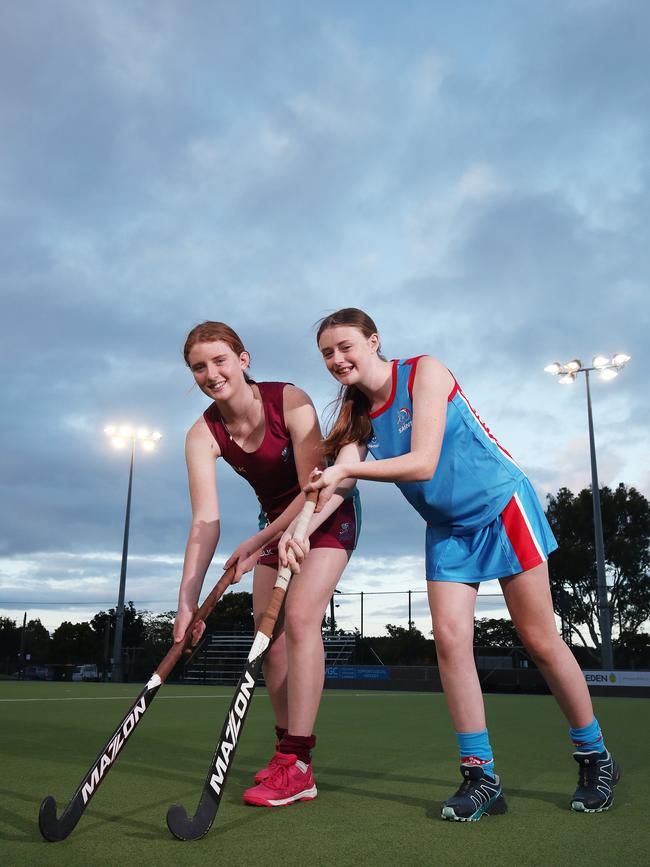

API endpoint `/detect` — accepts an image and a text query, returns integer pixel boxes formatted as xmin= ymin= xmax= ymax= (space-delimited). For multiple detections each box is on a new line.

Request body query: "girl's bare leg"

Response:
xmin=501 ymin=562 xmax=594 ymax=728
xmin=427 ymin=581 xmax=486 ymax=732
xmin=283 ymin=548 xmax=350 ymax=736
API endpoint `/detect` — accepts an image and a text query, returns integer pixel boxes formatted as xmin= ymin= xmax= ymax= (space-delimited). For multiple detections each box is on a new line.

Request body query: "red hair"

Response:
xmin=183 ymin=321 xmax=254 ymax=383
xmin=316 ymin=308 xmax=385 ymax=461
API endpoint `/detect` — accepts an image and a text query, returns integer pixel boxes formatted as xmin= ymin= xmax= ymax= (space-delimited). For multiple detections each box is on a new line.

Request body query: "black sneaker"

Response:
xmin=441 ymin=764 xmax=508 ymax=822
xmin=571 ymin=749 xmax=621 ymax=813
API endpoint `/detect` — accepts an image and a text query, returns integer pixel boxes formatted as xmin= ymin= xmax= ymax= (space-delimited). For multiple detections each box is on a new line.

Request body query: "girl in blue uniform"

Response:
xmin=302 ymin=308 xmax=619 ymax=821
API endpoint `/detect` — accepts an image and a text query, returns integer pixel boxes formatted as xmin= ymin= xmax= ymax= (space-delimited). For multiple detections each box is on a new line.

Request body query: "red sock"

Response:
xmin=274 ymin=725 xmax=287 ymax=745
xmin=279 ymin=733 xmax=316 ymax=764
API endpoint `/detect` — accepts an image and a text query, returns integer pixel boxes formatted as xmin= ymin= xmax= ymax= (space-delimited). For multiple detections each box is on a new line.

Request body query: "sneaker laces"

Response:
xmin=578 ymin=762 xmax=599 ymax=789
xmin=264 ymin=753 xmax=283 ymax=774
xmin=451 ymin=778 xmax=475 ymax=798
xmin=266 ymin=754 xmax=297 ymax=789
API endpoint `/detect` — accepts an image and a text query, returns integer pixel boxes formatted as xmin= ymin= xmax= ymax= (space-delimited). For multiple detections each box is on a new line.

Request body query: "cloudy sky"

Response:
xmin=1 ymin=0 xmax=647 ymax=637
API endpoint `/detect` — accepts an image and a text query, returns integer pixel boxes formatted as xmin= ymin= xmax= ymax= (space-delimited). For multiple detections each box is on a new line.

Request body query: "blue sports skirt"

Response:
xmin=425 ymin=477 xmax=558 ymax=582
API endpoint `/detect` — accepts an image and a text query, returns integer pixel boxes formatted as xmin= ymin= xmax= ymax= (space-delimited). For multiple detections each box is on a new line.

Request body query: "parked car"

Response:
xmin=71 ymin=664 xmax=99 ymax=682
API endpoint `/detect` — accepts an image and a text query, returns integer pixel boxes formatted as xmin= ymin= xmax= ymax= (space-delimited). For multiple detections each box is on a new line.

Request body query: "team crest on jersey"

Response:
xmin=368 ymin=430 xmax=379 ymax=449
xmin=338 ymin=521 xmax=353 ymax=541
xmin=397 ymin=407 xmax=412 ymax=433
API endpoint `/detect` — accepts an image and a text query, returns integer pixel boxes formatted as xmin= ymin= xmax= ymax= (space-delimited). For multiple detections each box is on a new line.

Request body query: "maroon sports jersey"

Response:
xmin=203 ymin=381 xmax=300 ymax=523
xmin=202 ymin=382 xmax=359 ymax=565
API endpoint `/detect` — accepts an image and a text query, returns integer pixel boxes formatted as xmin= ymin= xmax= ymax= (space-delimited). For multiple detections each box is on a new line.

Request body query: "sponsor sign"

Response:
xmin=325 ymin=665 xmax=390 ymax=681
xmin=583 ymin=670 xmax=650 ymax=687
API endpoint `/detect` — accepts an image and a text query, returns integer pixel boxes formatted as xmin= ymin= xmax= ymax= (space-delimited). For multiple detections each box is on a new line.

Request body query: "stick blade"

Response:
xmin=166 ymin=801 xmax=215 ymax=841
xmin=38 ymin=795 xmax=74 ymax=843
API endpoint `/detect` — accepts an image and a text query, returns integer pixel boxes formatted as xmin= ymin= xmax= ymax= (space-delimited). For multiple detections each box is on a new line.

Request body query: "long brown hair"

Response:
xmin=183 ymin=321 xmax=254 ymax=383
xmin=316 ymin=308 xmax=386 ymax=461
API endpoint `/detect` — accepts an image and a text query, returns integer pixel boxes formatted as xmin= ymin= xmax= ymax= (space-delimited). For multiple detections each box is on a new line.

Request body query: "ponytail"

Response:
xmin=321 ymin=385 xmax=372 ymax=462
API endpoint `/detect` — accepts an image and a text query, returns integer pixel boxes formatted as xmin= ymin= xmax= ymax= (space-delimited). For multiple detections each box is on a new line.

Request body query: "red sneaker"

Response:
xmin=243 ymin=753 xmax=317 ymax=807
xmin=254 ymin=751 xmax=283 ymax=784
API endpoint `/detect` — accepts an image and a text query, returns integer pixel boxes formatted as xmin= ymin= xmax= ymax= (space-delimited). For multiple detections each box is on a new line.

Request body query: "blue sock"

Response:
xmin=570 ymin=718 xmax=605 ymax=753
xmin=456 ymin=729 xmax=495 ymax=778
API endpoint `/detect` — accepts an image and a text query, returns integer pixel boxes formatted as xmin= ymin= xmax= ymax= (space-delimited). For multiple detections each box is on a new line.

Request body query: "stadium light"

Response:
xmin=104 ymin=424 xmax=162 ymax=682
xmin=544 ymin=354 xmax=630 ymax=670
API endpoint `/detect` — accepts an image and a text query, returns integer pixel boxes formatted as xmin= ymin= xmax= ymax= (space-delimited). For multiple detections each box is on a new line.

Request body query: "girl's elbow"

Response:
xmin=411 ymin=460 xmax=437 ymax=482
xmin=189 ymin=517 xmax=221 ymax=543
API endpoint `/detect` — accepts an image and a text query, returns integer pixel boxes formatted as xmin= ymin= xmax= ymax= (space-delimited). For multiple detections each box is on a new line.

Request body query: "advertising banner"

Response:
xmin=583 ymin=670 xmax=650 ymax=687
xmin=325 ymin=665 xmax=390 ymax=681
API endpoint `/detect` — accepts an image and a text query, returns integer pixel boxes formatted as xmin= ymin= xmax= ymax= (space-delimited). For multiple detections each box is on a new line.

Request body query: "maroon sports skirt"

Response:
xmin=257 ymin=495 xmax=359 ymax=568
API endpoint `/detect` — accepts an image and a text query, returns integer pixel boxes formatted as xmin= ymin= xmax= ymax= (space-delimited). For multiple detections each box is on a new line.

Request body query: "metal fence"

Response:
xmin=1 ymin=588 xmax=512 ymax=641
xmin=328 ymin=588 xmax=509 ymax=637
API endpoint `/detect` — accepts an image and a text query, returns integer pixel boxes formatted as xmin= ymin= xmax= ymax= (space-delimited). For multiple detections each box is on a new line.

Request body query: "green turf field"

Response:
xmin=0 ymin=682 xmax=646 ymax=867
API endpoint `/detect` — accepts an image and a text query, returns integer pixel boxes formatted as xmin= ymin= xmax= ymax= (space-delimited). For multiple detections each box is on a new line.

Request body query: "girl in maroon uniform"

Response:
xmin=174 ymin=321 xmax=361 ymax=808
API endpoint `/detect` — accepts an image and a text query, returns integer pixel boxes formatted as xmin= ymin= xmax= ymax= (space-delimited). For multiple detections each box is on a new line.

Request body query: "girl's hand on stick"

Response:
xmin=278 ymin=520 xmax=310 ymax=572
xmin=303 ymin=465 xmax=343 ymax=512
xmin=174 ymin=604 xmax=206 ymax=646
xmin=224 ymin=538 xmax=260 ymax=582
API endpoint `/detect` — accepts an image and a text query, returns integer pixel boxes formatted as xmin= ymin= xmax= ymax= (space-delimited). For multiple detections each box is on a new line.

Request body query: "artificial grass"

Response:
xmin=0 ymin=681 xmax=646 ymax=867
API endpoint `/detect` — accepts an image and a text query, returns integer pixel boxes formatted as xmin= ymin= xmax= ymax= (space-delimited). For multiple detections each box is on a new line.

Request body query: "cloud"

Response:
xmin=1 ymin=1 xmax=647 ymax=630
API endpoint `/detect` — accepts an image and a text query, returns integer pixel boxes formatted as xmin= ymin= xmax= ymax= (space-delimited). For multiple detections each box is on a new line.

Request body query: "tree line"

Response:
xmin=0 ymin=593 xmax=254 ymax=679
xmin=3 ymin=483 xmax=649 ymax=676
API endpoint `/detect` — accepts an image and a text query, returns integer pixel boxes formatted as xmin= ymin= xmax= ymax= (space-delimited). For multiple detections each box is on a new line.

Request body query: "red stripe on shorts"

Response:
xmin=501 ymin=495 xmax=543 ymax=570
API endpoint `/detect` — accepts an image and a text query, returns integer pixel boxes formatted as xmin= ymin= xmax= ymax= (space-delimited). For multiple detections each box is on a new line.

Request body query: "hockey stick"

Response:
xmin=38 ymin=566 xmax=236 ymax=842
xmin=166 ymin=491 xmax=318 ymax=841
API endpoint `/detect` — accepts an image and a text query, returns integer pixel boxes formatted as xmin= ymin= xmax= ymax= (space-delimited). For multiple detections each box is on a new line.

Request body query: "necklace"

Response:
xmin=221 ymin=419 xmax=234 ymax=441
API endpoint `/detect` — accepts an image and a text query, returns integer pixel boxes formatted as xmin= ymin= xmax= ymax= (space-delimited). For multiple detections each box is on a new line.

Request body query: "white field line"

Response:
xmin=0 ymin=692 xmax=432 ymax=703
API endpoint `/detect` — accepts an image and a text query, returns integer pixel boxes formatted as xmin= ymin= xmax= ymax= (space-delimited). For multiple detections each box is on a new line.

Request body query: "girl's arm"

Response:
xmin=174 ymin=419 xmax=221 ymax=643
xmin=306 ymin=357 xmax=453 ymax=509
xmin=305 ymin=440 xmax=366 ymax=529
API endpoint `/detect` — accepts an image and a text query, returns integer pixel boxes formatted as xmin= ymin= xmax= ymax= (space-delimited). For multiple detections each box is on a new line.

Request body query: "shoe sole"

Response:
xmin=441 ymin=793 xmax=507 ymax=822
xmin=244 ymin=785 xmax=318 ymax=807
xmin=571 ymin=800 xmax=613 ymax=813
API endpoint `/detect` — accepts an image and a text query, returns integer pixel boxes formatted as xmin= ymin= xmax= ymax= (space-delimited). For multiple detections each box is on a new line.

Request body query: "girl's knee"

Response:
xmin=519 ymin=628 xmax=562 ymax=665
xmin=284 ymin=608 xmax=321 ymax=645
xmin=432 ymin=619 xmax=474 ymax=658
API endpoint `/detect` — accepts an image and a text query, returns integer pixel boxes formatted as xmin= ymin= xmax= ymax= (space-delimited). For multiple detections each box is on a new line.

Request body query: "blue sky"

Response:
xmin=1 ymin=0 xmax=647 ymax=636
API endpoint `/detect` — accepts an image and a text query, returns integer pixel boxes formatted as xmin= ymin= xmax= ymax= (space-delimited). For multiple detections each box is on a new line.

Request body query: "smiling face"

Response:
xmin=187 ymin=340 xmax=250 ymax=401
xmin=318 ymin=325 xmax=380 ymax=386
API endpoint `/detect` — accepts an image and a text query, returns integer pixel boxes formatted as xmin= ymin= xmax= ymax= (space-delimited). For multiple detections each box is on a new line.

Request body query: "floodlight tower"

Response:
xmin=544 ymin=354 xmax=630 ymax=670
xmin=104 ymin=425 xmax=162 ymax=682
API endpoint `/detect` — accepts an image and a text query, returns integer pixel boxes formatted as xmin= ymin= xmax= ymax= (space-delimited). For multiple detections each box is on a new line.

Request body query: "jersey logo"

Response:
xmin=397 ymin=407 xmax=412 ymax=433
xmin=281 ymin=445 xmax=291 ymax=462
xmin=338 ymin=521 xmax=353 ymax=541
xmin=234 ymin=466 xmax=247 ymax=475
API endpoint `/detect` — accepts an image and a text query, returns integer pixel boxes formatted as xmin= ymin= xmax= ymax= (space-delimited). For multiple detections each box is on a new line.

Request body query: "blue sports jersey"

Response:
xmin=366 ymin=357 xmax=526 ymax=535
